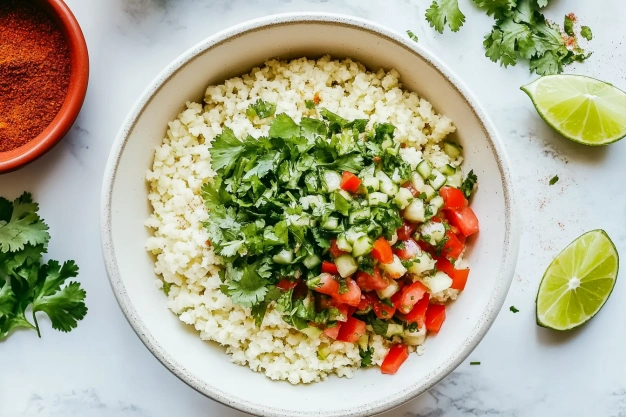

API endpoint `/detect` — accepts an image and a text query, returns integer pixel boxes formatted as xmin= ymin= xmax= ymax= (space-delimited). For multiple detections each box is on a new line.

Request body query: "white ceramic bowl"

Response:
xmin=101 ymin=13 xmax=519 ymax=417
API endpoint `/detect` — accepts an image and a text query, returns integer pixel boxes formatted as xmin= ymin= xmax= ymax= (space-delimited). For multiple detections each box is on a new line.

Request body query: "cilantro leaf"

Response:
xmin=407 ymin=30 xmax=418 ymax=42
xmin=580 ymin=26 xmax=592 ymax=41
xmin=246 ymin=99 xmax=276 ymax=119
xmin=0 ymin=193 xmax=50 ymax=253
xmin=425 ymin=0 xmax=466 ymax=34
xmin=359 ymin=346 xmax=374 ymax=367
xmin=225 ymin=263 xmax=269 ymax=307
xmin=461 ymin=170 xmax=478 ymax=199
xmin=549 ymin=175 xmax=559 ymax=185
xmin=510 ymin=305 xmax=519 ymax=313
xmin=473 ymin=0 xmax=517 ymax=20
xmin=210 ymin=127 xmax=247 ymax=174
xmin=564 ymin=14 xmax=574 ymax=37
xmin=269 ymin=113 xmax=300 ymax=139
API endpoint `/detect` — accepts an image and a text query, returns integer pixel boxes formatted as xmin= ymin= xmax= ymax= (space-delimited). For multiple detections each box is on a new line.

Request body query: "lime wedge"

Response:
xmin=521 ymin=75 xmax=626 ymax=146
xmin=536 ymin=230 xmax=619 ymax=331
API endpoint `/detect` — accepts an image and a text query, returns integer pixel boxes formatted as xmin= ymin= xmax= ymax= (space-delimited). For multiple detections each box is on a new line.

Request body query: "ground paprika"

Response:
xmin=0 ymin=0 xmax=71 ymax=152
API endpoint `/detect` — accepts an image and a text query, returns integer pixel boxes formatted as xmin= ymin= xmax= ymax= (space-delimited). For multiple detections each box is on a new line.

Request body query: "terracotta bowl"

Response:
xmin=0 ymin=0 xmax=89 ymax=174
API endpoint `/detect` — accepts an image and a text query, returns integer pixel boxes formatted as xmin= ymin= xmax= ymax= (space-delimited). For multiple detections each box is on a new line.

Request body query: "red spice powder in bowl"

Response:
xmin=0 ymin=0 xmax=89 ymax=174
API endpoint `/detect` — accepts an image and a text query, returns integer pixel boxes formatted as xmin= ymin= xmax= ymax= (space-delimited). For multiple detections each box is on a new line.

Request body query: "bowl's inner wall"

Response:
xmin=110 ymin=20 xmax=508 ymax=416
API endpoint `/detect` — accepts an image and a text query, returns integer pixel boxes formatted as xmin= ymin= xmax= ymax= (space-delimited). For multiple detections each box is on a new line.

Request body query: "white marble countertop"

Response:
xmin=2 ymin=0 xmax=626 ymax=416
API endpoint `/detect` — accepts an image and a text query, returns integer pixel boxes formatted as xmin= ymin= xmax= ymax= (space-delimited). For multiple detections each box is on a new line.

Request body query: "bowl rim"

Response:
xmin=0 ymin=0 xmax=89 ymax=174
xmin=101 ymin=12 xmax=520 ymax=417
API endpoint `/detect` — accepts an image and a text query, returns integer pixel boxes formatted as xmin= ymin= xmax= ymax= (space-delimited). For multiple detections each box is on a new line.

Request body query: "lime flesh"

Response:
xmin=522 ymin=75 xmax=626 ymax=146
xmin=536 ymin=230 xmax=619 ymax=331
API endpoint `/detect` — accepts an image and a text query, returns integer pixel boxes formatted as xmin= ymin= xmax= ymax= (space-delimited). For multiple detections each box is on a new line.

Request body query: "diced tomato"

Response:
xmin=425 ymin=304 xmax=446 ymax=333
xmin=336 ymin=317 xmax=366 ymax=343
xmin=405 ymin=293 xmax=430 ymax=327
xmin=341 ymin=171 xmax=361 ymax=193
xmin=311 ymin=273 xmax=339 ymax=296
xmin=372 ymin=298 xmax=397 ymax=319
xmin=355 ymin=267 xmax=389 ymax=291
xmin=371 ymin=237 xmax=394 ymax=264
xmin=324 ymin=323 xmax=341 ymax=339
xmin=445 ymin=207 xmax=479 ymax=237
xmin=439 ymin=186 xmax=468 ymax=210
xmin=402 ymin=182 xmax=420 ymax=198
xmin=321 ymin=261 xmax=339 ymax=275
xmin=329 ymin=239 xmax=348 ymax=258
xmin=435 ymin=253 xmax=470 ymax=290
xmin=448 ymin=225 xmax=466 ymax=244
xmin=277 ymin=279 xmax=299 ymax=291
xmin=380 ymin=344 xmax=409 ymax=375
xmin=332 ymin=277 xmax=362 ymax=306
xmin=441 ymin=230 xmax=465 ymax=260
xmin=396 ymin=220 xmax=418 ymax=241
xmin=357 ymin=294 xmax=372 ymax=311
xmin=292 ymin=279 xmax=309 ymax=300
xmin=395 ymin=282 xmax=428 ymax=314
xmin=394 ymin=239 xmax=421 ymax=261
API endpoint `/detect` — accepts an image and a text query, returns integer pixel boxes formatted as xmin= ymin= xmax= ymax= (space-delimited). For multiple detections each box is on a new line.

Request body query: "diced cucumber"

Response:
xmin=376 ymin=280 xmax=400 ymax=299
xmin=429 ymin=169 xmax=447 ymax=190
xmin=440 ymin=164 xmax=456 ymax=176
xmin=376 ymin=171 xmax=398 ymax=196
xmin=338 ymin=189 xmax=353 ymax=201
xmin=411 ymin=172 xmax=426 ymax=192
xmin=381 ymin=138 xmax=394 ymax=150
xmin=335 ymin=255 xmax=358 ymax=277
xmin=380 ymin=255 xmax=407 ymax=278
xmin=422 ymin=271 xmax=453 ymax=294
xmin=303 ymin=254 xmax=321 ymax=269
xmin=394 ymin=187 xmax=414 ymax=209
xmin=368 ymin=192 xmax=389 ymax=206
xmin=322 ymin=217 xmax=340 ymax=230
xmin=403 ymin=199 xmax=425 ymax=223
xmin=386 ymin=323 xmax=404 ymax=338
xmin=417 ymin=160 xmax=432 ymax=179
xmin=446 ymin=170 xmax=463 ymax=188
xmin=419 ymin=221 xmax=446 ymax=245
xmin=391 ymin=168 xmax=405 ymax=184
xmin=322 ymin=170 xmax=342 ymax=192
xmin=386 ymin=144 xmax=400 ymax=156
xmin=352 ymin=236 xmax=374 ymax=257
xmin=430 ymin=195 xmax=444 ymax=211
xmin=299 ymin=195 xmax=326 ymax=210
xmin=403 ymin=326 xmax=426 ymax=346
xmin=442 ymin=140 xmax=463 ymax=159
xmin=349 ymin=207 xmax=371 ymax=224
xmin=336 ymin=235 xmax=353 ymax=252
xmin=317 ymin=346 xmax=331 ymax=360
xmin=301 ymin=326 xmax=323 ymax=339
xmin=423 ymin=185 xmax=437 ymax=202
xmin=389 ymin=231 xmax=398 ymax=246
xmin=408 ymin=253 xmax=436 ymax=275
xmin=358 ymin=334 xmax=369 ymax=351
xmin=273 ymin=249 xmax=293 ymax=265
xmin=345 ymin=228 xmax=366 ymax=244
xmin=362 ymin=175 xmax=380 ymax=192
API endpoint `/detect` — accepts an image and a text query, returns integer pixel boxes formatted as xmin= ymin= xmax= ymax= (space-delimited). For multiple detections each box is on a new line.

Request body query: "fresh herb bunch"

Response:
xmin=0 ymin=193 xmax=87 ymax=340
xmin=424 ymin=0 xmax=591 ymax=75
xmin=202 ymin=105 xmax=412 ymax=326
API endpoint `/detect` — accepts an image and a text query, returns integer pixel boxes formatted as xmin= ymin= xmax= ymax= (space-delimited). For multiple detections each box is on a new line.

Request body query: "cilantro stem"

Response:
xmin=32 ymin=310 xmax=41 ymax=338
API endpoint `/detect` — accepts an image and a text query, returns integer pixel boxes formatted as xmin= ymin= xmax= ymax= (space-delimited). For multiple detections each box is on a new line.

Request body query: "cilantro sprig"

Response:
xmin=424 ymin=0 xmax=592 ymax=75
xmin=0 ymin=193 xmax=87 ymax=340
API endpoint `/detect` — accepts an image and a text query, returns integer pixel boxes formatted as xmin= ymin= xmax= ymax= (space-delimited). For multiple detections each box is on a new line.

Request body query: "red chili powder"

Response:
xmin=0 ymin=0 xmax=71 ymax=152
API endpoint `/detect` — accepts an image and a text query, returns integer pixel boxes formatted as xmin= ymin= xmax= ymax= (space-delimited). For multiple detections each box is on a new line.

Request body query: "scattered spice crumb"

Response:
xmin=313 ymin=92 xmax=321 ymax=105
xmin=566 ymin=13 xmax=577 ymax=22
xmin=558 ymin=221 xmax=564 ymax=229
xmin=549 ymin=175 xmax=559 ymax=185
xmin=470 ymin=361 xmax=481 ymax=365
xmin=510 ymin=306 xmax=519 ymax=313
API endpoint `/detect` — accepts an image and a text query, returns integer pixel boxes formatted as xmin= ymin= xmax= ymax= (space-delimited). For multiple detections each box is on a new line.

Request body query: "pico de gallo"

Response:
xmin=203 ymin=101 xmax=478 ymax=376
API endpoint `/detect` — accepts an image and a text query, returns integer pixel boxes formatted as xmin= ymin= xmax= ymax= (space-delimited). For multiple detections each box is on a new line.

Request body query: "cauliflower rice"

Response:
xmin=145 ymin=56 xmax=463 ymax=384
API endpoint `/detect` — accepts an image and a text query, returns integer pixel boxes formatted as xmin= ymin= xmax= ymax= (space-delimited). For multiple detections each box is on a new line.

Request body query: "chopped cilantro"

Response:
xmin=162 ymin=281 xmax=172 ymax=296
xmin=461 ymin=169 xmax=478 ymax=199
xmin=580 ymin=26 xmax=592 ymax=41
xmin=564 ymin=15 xmax=575 ymax=37
xmin=359 ymin=346 xmax=374 ymax=367
xmin=510 ymin=305 xmax=519 ymax=313
xmin=425 ymin=0 xmax=466 ymax=34
xmin=407 ymin=30 xmax=419 ymax=42
xmin=470 ymin=361 xmax=481 ymax=365
xmin=246 ymin=99 xmax=276 ymax=119
xmin=305 ymin=100 xmax=316 ymax=109
xmin=549 ymin=175 xmax=559 ymax=185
